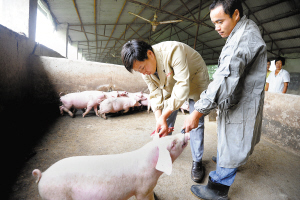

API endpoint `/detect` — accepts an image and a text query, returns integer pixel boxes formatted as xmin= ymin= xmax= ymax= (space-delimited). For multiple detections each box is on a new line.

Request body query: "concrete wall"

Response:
xmin=0 ymin=23 xmax=146 ymax=197
xmin=0 ymin=23 xmax=64 ymax=197
xmin=0 ymin=24 xmax=63 ymax=110
xmin=262 ymin=92 xmax=300 ymax=154
xmin=1 ymin=23 xmax=147 ymax=108
xmin=287 ymin=72 xmax=300 ymax=95
xmin=284 ymin=53 xmax=300 ymax=73
xmin=30 ymin=55 xmax=148 ymax=104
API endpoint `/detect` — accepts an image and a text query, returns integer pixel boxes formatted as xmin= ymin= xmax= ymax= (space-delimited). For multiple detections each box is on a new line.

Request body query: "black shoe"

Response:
xmin=191 ymin=177 xmax=230 ymax=200
xmin=191 ymin=161 xmax=205 ymax=183
xmin=212 ymin=156 xmax=217 ymax=164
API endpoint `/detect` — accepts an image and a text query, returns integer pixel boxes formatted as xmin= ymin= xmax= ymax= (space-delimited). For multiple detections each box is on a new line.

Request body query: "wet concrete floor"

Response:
xmin=9 ymin=110 xmax=300 ymax=200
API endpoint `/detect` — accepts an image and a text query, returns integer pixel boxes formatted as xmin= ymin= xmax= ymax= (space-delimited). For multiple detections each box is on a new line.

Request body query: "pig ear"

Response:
xmin=155 ymin=145 xmax=172 ymax=175
xmin=152 ymin=133 xmax=160 ymax=140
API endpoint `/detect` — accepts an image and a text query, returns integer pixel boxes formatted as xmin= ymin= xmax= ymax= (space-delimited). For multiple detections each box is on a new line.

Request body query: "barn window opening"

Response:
xmin=36 ymin=0 xmax=61 ymax=54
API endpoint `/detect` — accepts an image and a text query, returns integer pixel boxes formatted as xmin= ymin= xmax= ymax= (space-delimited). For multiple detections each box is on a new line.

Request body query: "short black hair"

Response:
xmin=275 ymin=57 xmax=285 ymax=66
xmin=121 ymin=39 xmax=153 ymax=73
xmin=267 ymin=59 xmax=270 ymax=63
xmin=209 ymin=0 xmax=243 ymax=18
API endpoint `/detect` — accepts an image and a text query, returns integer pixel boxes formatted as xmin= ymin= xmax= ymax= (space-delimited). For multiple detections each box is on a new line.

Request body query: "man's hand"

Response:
xmin=156 ymin=115 xmax=169 ymax=137
xmin=156 ymin=108 xmax=172 ymax=137
xmin=183 ymin=110 xmax=203 ymax=132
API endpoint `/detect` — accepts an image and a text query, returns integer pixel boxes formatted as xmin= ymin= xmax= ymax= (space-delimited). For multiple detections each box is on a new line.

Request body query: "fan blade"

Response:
xmin=128 ymin=12 xmax=152 ymax=23
xmin=158 ymin=20 xmax=183 ymax=24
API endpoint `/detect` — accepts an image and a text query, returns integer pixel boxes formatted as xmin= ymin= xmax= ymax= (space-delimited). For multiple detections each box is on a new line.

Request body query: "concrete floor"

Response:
xmin=9 ymin=110 xmax=300 ymax=200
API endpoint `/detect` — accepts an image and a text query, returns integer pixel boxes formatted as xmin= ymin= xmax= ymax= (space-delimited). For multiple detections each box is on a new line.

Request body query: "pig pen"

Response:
xmin=8 ymin=112 xmax=300 ymax=200
xmin=3 ymin=25 xmax=300 ymax=199
xmin=1 ymin=53 xmax=148 ymax=198
xmin=4 ymin=56 xmax=300 ymax=200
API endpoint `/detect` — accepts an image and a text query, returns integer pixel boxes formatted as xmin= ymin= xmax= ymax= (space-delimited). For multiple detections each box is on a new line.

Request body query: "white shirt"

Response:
xmin=266 ymin=69 xmax=290 ymax=93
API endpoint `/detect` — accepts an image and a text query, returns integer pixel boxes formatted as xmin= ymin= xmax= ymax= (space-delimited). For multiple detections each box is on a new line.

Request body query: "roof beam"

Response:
xmin=77 ymin=39 xmax=123 ymax=43
xmin=265 ymin=35 xmax=300 ymax=43
xmin=72 ymin=0 xmax=89 ymax=51
xmin=126 ymin=0 xmax=214 ymax=29
xmin=143 ymin=0 xmax=213 ymax=45
xmin=194 ymin=0 xmax=202 ymax=49
xmin=179 ymin=0 xmax=198 ymax=22
xmin=100 ymin=0 xmax=156 ymax=60
xmin=271 ymin=46 xmax=300 ymax=52
xmin=123 ymin=0 xmax=208 ymax=44
xmin=69 ymin=23 xmax=147 ymax=27
xmin=69 ymin=28 xmax=126 ymax=42
xmin=102 ymin=0 xmax=214 ymax=62
xmin=94 ymin=0 xmax=97 ymax=61
xmin=242 ymin=0 xmax=280 ymax=57
xmin=127 ymin=24 xmax=144 ymax=41
xmin=246 ymin=0 xmax=290 ymax=14
xmin=99 ymin=0 xmax=127 ymax=57
xmin=256 ymin=9 xmax=300 ymax=26
xmin=173 ymin=24 xmax=220 ymax=55
xmin=267 ymin=25 xmax=300 ymax=35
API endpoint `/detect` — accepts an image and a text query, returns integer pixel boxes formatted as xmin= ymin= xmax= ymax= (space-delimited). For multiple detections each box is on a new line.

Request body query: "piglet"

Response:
xmin=32 ymin=132 xmax=190 ymax=200
xmin=59 ymin=91 xmax=106 ymax=117
xmin=180 ymin=101 xmax=189 ymax=115
xmin=98 ymin=97 xmax=141 ymax=119
xmin=126 ymin=92 xmax=146 ymax=101
xmin=118 ymin=91 xmax=128 ymax=96
xmin=103 ymin=91 xmax=119 ymax=98
xmin=140 ymin=93 xmax=151 ymax=113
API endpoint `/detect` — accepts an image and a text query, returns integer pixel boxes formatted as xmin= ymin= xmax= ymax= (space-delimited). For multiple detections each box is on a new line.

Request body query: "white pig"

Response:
xmin=179 ymin=101 xmax=189 ymax=114
xmin=103 ymin=91 xmax=120 ymax=98
xmin=140 ymin=93 xmax=151 ymax=113
xmin=98 ymin=97 xmax=141 ymax=119
xmin=32 ymin=132 xmax=190 ymax=200
xmin=118 ymin=91 xmax=128 ymax=96
xmin=59 ymin=91 xmax=106 ymax=118
xmin=126 ymin=92 xmax=146 ymax=101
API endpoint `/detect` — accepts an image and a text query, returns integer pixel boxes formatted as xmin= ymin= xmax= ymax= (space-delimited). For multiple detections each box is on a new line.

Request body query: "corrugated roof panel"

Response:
xmin=45 ymin=0 xmax=300 ymax=63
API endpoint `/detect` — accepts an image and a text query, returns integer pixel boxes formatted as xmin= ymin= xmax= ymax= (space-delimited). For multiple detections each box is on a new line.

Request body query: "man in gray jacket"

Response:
xmin=183 ymin=0 xmax=267 ymax=199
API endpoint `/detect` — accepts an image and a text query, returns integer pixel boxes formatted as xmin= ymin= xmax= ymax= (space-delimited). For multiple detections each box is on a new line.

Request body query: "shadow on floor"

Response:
xmin=3 ymin=103 xmax=60 ymax=199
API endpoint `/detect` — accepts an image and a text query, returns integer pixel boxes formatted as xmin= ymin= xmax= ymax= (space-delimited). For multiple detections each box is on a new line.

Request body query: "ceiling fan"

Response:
xmin=128 ymin=11 xmax=183 ymax=31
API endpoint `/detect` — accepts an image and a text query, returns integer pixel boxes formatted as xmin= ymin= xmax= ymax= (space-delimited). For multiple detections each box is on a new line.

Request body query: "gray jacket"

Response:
xmin=195 ymin=16 xmax=267 ymax=168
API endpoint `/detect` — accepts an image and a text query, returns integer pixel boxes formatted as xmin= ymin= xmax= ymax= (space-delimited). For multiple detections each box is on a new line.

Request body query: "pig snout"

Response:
xmin=182 ymin=132 xmax=190 ymax=147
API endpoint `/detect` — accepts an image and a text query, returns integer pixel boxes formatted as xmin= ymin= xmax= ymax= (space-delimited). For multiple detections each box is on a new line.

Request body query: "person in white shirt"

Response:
xmin=265 ymin=57 xmax=290 ymax=93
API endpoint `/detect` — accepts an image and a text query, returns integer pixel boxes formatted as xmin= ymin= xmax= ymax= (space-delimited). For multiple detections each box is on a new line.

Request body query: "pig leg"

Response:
xmin=123 ymin=108 xmax=130 ymax=113
xmin=98 ymin=109 xmax=107 ymax=119
xmin=82 ymin=106 xmax=93 ymax=118
xmin=180 ymin=108 xmax=185 ymax=115
xmin=94 ymin=105 xmax=99 ymax=116
xmin=101 ymin=113 xmax=107 ymax=119
xmin=72 ymin=108 xmax=78 ymax=115
xmin=60 ymin=105 xmax=73 ymax=117
xmin=59 ymin=106 xmax=64 ymax=115
xmin=136 ymin=191 xmax=155 ymax=200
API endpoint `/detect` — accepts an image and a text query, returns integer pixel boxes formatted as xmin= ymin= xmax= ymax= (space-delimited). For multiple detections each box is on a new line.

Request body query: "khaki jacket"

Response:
xmin=142 ymin=41 xmax=209 ymax=112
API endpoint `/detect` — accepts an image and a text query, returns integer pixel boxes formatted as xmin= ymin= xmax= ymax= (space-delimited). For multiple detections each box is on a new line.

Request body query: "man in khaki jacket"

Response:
xmin=121 ymin=40 xmax=209 ymax=183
